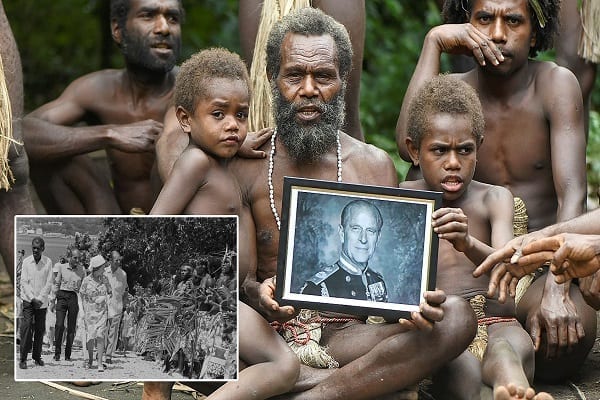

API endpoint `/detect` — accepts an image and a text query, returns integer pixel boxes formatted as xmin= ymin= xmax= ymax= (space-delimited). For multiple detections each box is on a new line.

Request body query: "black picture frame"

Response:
xmin=275 ymin=177 xmax=441 ymax=321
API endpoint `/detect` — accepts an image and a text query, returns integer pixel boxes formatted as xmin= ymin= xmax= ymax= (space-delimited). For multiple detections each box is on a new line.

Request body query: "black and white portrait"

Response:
xmin=14 ymin=215 xmax=238 ymax=382
xmin=276 ymin=178 xmax=441 ymax=320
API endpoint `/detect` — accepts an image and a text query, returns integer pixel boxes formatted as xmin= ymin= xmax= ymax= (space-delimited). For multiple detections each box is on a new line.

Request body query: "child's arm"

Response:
xmin=150 ymin=149 xmax=209 ymax=215
xmin=434 ymin=186 xmax=514 ymax=266
xmin=433 ymin=207 xmax=494 ymax=266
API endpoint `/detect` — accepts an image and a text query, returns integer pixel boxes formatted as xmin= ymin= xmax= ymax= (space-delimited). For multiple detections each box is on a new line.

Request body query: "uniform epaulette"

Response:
xmin=306 ymin=263 xmax=340 ymax=285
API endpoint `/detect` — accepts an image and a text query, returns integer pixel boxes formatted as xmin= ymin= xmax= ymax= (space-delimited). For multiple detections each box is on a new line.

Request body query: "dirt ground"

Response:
xmin=1 ymin=261 xmax=599 ymax=399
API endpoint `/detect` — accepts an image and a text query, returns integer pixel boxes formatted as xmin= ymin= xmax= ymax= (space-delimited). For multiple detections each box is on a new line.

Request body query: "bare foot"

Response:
xmin=494 ymin=383 xmax=554 ymax=400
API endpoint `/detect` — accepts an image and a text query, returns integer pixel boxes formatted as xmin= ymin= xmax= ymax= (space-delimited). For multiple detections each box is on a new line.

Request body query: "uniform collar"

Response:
xmin=338 ymin=254 xmax=367 ymax=275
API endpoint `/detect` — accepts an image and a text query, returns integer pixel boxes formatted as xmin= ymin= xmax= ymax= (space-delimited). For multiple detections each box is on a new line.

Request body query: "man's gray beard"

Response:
xmin=272 ymin=85 xmax=346 ymax=164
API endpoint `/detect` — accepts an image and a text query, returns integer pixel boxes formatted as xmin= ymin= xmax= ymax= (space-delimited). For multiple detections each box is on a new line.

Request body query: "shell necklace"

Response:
xmin=268 ymin=129 xmax=342 ymax=230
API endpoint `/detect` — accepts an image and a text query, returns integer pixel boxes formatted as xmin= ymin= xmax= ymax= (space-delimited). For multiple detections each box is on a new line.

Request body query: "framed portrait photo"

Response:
xmin=275 ymin=177 xmax=442 ymax=320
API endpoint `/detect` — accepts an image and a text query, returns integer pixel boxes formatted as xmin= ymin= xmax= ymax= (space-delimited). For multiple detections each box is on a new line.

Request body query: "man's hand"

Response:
xmin=519 ymin=234 xmax=600 ymax=283
xmin=432 ymin=207 xmax=470 ymax=252
xmin=428 ymin=23 xmax=504 ymax=66
xmin=108 ymin=119 xmax=162 ymax=152
xmin=237 ymin=128 xmax=273 ymax=159
xmin=579 ymin=270 xmax=600 ymax=310
xmin=526 ymin=279 xmax=585 ymax=359
xmin=31 ymin=298 xmax=42 ymax=309
xmin=474 ymin=232 xmax=547 ymax=302
xmin=399 ymin=289 xmax=446 ymax=331
xmin=257 ymin=276 xmax=297 ymax=323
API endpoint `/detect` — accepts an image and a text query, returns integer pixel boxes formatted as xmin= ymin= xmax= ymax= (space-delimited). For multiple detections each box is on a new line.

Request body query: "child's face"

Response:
xmin=412 ymin=112 xmax=478 ymax=202
xmin=179 ymin=78 xmax=249 ymax=159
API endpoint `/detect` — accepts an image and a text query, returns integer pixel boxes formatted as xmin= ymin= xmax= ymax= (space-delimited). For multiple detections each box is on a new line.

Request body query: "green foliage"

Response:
xmin=362 ymin=1 xmax=442 ymax=180
xmin=5 ymin=0 xmax=600 ymax=186
xmin=588 ymin=110 xmax=600 ymax=204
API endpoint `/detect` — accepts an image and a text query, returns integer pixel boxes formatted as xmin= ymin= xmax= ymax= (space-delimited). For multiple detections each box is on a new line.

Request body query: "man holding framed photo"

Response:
xmin=155 ymin=7 xmax=477 ymax=400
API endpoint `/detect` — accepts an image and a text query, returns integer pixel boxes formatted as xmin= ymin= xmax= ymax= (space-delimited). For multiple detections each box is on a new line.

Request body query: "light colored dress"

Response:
xmin=79 ymin=274 xmax=111 ymax=340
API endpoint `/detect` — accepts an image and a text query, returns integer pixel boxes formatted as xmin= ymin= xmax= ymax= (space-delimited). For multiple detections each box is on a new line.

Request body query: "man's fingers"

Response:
xmin=485 ymin=263 xmax=509 ymax=297
xmin=529 ymin=318 xmax=541 ymax=351
xmin=466 ymin=28 xmax=502 ymax=65
xmin=516 ymin=251 xmax=554 ymax=270
xmin=508 ymin=276 xmax=518 ymax=298
xmin=423 ymin=289 xmax=446 ymax=306
xmin=474 ymin=246 xmax=513 ymax=277
xmin=410 ymin=311 xmax=434 ymax=332
xmin=575 ymin=320 xmax=586 ymax=341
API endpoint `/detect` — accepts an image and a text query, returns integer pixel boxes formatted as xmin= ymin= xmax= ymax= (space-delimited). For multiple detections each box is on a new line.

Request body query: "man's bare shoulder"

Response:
xmin=343 ymin=133 xmax=398 ymax=186
xmin=532 ymin=60 xmax=579 ymax=93
xmin=27 ymin=69 xmax=126 ymax=118
xmin=66 ymin=69 xmax=126 ymax=98
xmin=344 ymin=133 xmax=390 ymax=164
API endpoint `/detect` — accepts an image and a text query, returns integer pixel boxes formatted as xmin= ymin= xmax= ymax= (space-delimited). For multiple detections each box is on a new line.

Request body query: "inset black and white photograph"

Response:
xmin=276 ymin=177 xmax=441 ymax=320
xmin=14 ymin=215 xmax=238 ymax=382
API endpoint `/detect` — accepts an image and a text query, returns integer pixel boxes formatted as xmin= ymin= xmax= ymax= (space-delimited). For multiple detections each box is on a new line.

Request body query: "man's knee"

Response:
xmin=438 ymin=295 xmax=477 ymax=345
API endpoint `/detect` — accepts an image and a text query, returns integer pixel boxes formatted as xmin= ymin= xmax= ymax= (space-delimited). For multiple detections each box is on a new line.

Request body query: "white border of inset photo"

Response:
xmin=14 ymin=215 xmax=239 ymax=382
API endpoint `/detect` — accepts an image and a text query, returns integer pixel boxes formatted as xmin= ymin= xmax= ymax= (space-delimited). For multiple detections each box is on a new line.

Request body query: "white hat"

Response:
xmin=89 ymin=254 xmax=107 ymax=271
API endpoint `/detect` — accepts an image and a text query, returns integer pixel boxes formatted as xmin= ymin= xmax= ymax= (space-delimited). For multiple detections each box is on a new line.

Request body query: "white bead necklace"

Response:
xmin=268 ymin=129 xmax=342 ymax=230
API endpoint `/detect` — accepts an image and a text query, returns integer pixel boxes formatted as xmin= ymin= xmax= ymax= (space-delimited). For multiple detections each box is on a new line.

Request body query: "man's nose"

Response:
xmin=359 ymin=229 xmax=368 ymax=243
xmin=299 ymin=75 xmax=318 ymax=98
xmin=490 ymin=19 xmax=507 ymax=43
xmin=154 ymin=15 xmax=170 ymax=35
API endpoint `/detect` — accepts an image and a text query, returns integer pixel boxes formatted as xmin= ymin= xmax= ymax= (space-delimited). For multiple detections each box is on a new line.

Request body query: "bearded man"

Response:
xmin=23 ymin=0 xmax=183 ymax=214
xmin=153 ymin=7 xmax=476 ymax=400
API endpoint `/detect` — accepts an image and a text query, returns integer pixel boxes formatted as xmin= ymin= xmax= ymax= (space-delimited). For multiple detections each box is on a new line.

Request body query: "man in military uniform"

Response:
xmin=301 ymin=199 xmax=388 ymax=302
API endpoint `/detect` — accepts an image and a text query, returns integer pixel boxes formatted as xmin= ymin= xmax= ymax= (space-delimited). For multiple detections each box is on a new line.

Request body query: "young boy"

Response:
xmin=149 ymin=48 xmax=299 ymax=400
xmin=400 ymin=75 xmax=552 ymax=400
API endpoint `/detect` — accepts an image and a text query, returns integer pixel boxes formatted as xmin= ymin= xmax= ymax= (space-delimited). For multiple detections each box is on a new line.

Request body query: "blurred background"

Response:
xmin=4 ymin=0 xmax=600 ymax=204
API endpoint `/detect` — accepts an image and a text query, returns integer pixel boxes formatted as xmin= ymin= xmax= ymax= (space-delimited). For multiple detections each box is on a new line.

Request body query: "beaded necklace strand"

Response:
xmin=268 ymin=129 xmax=342 ymax=230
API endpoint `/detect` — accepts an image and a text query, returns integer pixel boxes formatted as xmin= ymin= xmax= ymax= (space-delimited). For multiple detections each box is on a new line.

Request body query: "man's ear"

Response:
xmin=405 ymin=137 xmax=420 ymax=167
xmin=338 ymin=224 xmax=345 ymax=244
xmin=111 ymin=19 xmax=122 ymax=45
xmin=530 ymin=32 xmax=536 ymax=48
xmin=175 ymin=106 xmax=192 ymax=134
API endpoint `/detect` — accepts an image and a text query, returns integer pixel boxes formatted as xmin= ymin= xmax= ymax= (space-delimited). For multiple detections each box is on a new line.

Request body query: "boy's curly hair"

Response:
xmin=442 ymin=0 xmax=560 ymax=57
xmin=407 ymin=74 xmax=485 ymax=149
xmin=174 ymin=48 xmax=250 ymax=112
